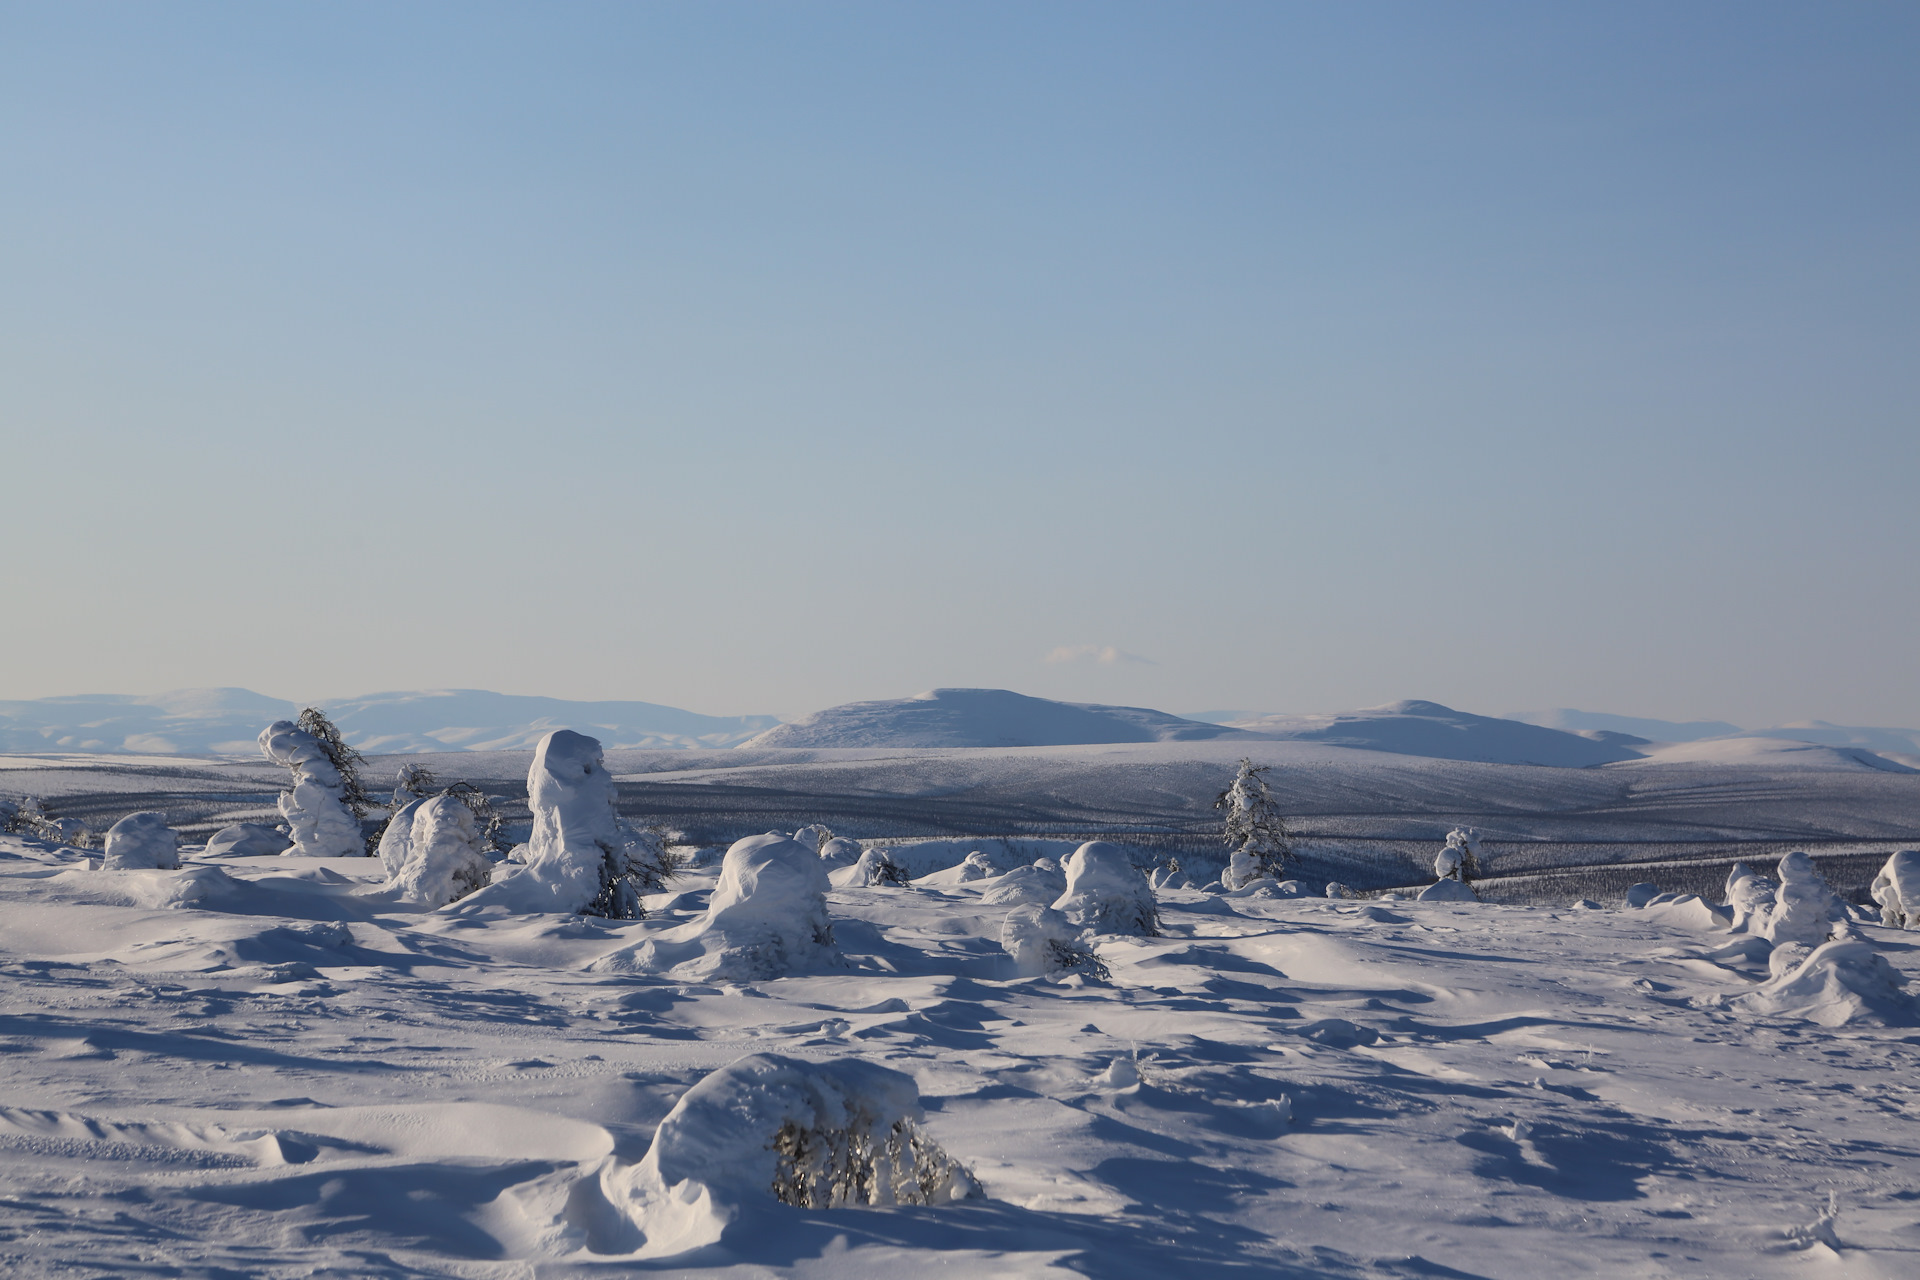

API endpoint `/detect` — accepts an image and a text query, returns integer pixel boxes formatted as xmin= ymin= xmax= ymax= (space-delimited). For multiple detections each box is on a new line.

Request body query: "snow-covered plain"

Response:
xmin=5 ymin=739 xmax=1920 ymax=1275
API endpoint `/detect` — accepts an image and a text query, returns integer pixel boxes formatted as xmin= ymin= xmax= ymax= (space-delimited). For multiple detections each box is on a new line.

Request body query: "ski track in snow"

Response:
xmin=3 ymin=745 xmax=1920 ymax=1276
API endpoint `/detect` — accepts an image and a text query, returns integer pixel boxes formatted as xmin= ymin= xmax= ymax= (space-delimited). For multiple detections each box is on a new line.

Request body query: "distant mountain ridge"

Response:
xmin=0 ymin=688 xmax=776 ymax=755
xmin=1221 ymin=699 xmax=1645 ymax=767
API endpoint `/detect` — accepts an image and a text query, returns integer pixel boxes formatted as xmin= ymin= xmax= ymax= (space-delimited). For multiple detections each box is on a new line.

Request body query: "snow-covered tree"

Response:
xmin=475 ymin=730 xmax=680 ymax=918
xmin=386 ymin=792 xmax=493 ymax=907
xmin=259 ymin=717 xmax=367 ymax=858
xmin=791 ymin=824 xmax=833 ymax=854
xmin=99 ymin=812 xmax=181 ymax=870
xmin=1438 ymin=828 xmax=1483 ymax=882
xmin=848 ymin=847 xmax=913 ymax=888
xmin=1871 ymin=850 xmax=1920 ymax=930
xmin=1761 ymin=851 xmax=1838 ymax=947
xmin=1215 ymin=759 xmax=1292 ymax=889
xmin=1000 ymin=904 xmax=1109 ymax=979
xmin=1053 ymin=841 xmax=1158 ymax=937
xmin=2 ymin=796 xmax=95 ymax=848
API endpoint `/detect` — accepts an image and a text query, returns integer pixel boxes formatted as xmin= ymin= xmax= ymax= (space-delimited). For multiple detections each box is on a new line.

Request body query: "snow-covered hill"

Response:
xmin=1222 ymin=699 xmax=1645 ymax=767
xmin=0 ymin=688 xmax=776 ymax=754
xmin=1507 ymin=707 xmax=1743 ymax=741
xmin=741 ymin=688 xmax=1252 ymax=748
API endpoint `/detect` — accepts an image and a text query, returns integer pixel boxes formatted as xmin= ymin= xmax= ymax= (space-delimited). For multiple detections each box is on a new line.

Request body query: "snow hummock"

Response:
xmin=743 ymin=688 xmax=1250 ymax=748
xmin=597 ymin=1053 xmax=978 ymax=1259
xmin=1051 ymin=841 xmax=1157 ymax=937
xmin=979 ymin=860 xmax=1067 ymax=907
xmin=203 ymin=823 xmax=290 ymax=858
xmin=257 ymin=720 xmax=363 ymax=857
xmin=99 ymin=812 xmax=180 ymax=871
xmin=1871 ymin=851 xmax=1920 ymax=930
xmin=384 ymin=794 xmax=492 ymax=908
xmin=1417 ymin=878 xmax=1477 ymax=903
xmin=1735 ymin=939 xmax=1919 ymax=1026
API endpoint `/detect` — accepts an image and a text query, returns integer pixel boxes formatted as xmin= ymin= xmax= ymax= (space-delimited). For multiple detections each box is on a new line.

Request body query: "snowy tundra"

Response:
xmin=2 ymin=739 xmax=1920 ymax=1277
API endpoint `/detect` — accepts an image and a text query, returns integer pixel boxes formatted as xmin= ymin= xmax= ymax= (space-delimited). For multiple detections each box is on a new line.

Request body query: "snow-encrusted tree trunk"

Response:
xmin=258 ymin=719 xmax=365 ymax=858
xmin=1215 ymin=758 xmax=1292 ymax=889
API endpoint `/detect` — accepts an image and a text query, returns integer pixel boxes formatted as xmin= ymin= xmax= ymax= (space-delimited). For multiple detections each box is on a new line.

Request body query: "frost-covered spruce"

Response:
xmin=486 ymin=729 xmax=675 ymax=917
xmin=1000 ymin=904 xmax=1108 ymax=979
xmin=1052 ymin=841 xmax=1158 ymax=937
xmin=99 ymin=812 xmax=181 ymax=870
xmin=1871 ymin=851 xmax=1920 ymax=930
xmin=599 ymin=1053 xmax=979 ymax=1258
xmin=1436 ymin=828 xmax=1482 ymax=883
xmin=1216 ymin=758 xmax=1291 ymax=889
xmin=258 ymin=718 xmax=365 ymax=857
xmin=1761 ymin=852 xmax=1837 ymax=948
xmin=385 ymin=793 xmax=493 ymax=908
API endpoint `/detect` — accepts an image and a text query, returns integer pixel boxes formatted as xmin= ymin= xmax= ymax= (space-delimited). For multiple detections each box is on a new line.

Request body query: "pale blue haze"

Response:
xmin=1 ymin=2 xmax=1914 ymax=725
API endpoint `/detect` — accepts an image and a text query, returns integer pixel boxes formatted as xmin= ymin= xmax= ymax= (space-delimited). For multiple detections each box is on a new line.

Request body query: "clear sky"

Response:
xmin=2 ymin=1 xmax=1915 ymax=727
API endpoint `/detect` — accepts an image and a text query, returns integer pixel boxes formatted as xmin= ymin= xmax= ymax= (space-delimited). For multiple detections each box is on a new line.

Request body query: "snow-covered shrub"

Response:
xmin=1625 ymin=882 xmax=1662 ymax=909
xmin=791 ymin=824 xmax=833 ymax=854
xmin=385 ymin=793 xmax=493 ymax=907
xmin=2 ymin=797 xmax=94 ymax=848
xmin=1871 ymin=851 xmax=1920 ymax=930
xmin=204 ymin=823 xmax=291 ymax=858
xmin=1325 ymin=882 xmax=1359 ymax=899
xmin=1052 ymin=841 xmax=1158 ymax=937
xmin=1000 ymin=904 xmax=1109 ymax=979
xmin=1417 ymin=878 xmax=1477 ymax=903
xmin=836 ymin=847 xmax=912 ymax=888
xmin=1759 ymin=852 xmax=1836 ymax=947
xmin=600 ymin=1053 xmax=979 ymax=1258
xmin=955 ymin=851 xmax=997 ymax=882
xmin=479 ymin=730 xmax=677 ymax=918
xmin=1735 ymin=938 xmax=1918 ymax=1026
xmin=99 ymin=812 xmax=180 ymax=870
xmin=1724 ymin=862 xmax=1777 ymax=932
xmin=980 ymin=860 xmax=1068 ymax=907
xmin=818 ymin=835 xmax=861 ymax=865
xmin=1215 ymin=758 xmax=1291 ymax=888
xmin=258 ymin=719 xmax=366 ymax=857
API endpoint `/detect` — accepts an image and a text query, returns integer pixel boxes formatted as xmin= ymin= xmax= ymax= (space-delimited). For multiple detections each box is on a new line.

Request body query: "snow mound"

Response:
xmin=1417 ymin=878 xmax=1477 ymax=903
xmin=1222 ymin=699 xmax=1641 ymax=767
xmin=1871 ymin=851 xmax=1920 ymax=930
xmin=1052 ymin=841 xmax=1158 ymax=936
xmin=597 ymin=1053 xmax=979 ymax=1258
xmin=1625 ymin=882 xmax=1663 ymax=909
xmin=99 ymin=812 xmax=180 ymax=871
xmin=743 ymin=687 xmax=1249 ymax=748
xmin=817 ymin=836 xmax=861 ymax=865
xmin=203 ymin=823 xmax=290 ymax=858
xmin=980 ymin=861 xmax=1068 ymax=907
xmin=386 ymin=794 xmax=492 ymax=908
xmin=1735 ymin=939 xmax=1919 ymax=1026
xmin=257 ymin=720 xmax=362 ymax=857
xmin=1641 ymin=893 xmax=1732 ymax=931
xmin=590 ymin=833 xmax=838 ymax=981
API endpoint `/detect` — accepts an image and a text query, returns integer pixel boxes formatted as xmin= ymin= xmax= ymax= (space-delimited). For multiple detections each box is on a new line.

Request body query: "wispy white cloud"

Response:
xmin=1044 ymin=644 xmax=1156 ymax=667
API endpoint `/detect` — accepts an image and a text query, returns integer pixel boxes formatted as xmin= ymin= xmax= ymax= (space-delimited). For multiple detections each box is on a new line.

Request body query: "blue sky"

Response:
xmin=2 ymin=2 xmax=1915 ymax=725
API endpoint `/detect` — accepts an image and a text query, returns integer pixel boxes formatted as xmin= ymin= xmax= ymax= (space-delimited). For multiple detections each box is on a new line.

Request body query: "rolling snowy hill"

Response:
xmin=1221 ymin=699 xmax=1645 ymax=767
xmin=741 ymin=688 xmax=1254 ymax=748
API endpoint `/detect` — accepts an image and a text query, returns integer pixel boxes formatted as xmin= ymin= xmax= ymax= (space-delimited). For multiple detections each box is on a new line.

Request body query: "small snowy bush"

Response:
xmin=955 ymin=851 xmax=997 ymax=882
xmin=791 ymin=824 xmax=833 ymax=854
xmin=601 ymin=1053 xmax=979 ymax=1258
xmin=999 ymin=904 xmax=1108 ymax=979
xmin=817 ymin=835 xmax=862 ymax=865
xmin=1871 ymin=851 xmax=1920 ymax=930
xmin=841 ymin=847 xmax=912 ymax=888
xmin=99 ymin=812 xmax=180 ymax=870
xmin=3 ymin=797 xmax=95 ymax=848
xmin=1724 ymin=862 xmax=1778 ymax=932
xmin=1215 ymin=758 xmax=1292 ymax=889
xmin=258 ymin=718 xmax=366 ymax=858
xmin=1325 ymin=882 xmax=1359 ymax=900
xmin=1052 ymin=841 xmax=1158 ymax=937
